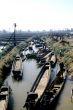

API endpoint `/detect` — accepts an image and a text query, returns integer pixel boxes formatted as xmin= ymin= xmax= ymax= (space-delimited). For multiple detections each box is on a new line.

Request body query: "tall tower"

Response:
xmin=14 ymin=23 xmax=16 ymax=46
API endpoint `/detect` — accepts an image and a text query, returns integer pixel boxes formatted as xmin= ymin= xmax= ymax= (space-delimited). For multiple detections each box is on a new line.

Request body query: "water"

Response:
xmin=55 ymin=76 xmax=73 ymax=110
xmin=4 ymin=58 xmax=73 ymax=110
xmin=5 ymin=59 xmax=41 ymax=110
xmin=5 ymin=61 xmax=60 ymax=110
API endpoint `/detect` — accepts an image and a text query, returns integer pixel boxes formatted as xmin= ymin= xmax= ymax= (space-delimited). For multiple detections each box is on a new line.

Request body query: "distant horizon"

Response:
xmin=0 ymin=27 xmax=73 ymax=33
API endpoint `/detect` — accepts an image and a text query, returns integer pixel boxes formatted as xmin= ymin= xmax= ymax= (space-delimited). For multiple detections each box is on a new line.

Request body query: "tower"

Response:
xmin=14 ymin=23 xmax=16 ymax=46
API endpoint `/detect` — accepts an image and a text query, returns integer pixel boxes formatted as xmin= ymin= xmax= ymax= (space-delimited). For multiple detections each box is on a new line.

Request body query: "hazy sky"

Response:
xmin=0 ymin=0 xmax=73 ymax=31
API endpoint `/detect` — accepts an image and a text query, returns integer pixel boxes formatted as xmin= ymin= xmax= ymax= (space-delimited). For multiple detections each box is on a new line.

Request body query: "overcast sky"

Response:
xmin=0 ymin=0 xmax=73 ymax=31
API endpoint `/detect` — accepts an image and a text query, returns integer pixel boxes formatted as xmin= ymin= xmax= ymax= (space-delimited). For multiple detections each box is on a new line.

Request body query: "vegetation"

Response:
xmin=45 ymin=37 xmax=73 ymax=75
xmin=0 ymin=36 xmax=33 ymax=86
xmin=0 ymin=46 xmax=20 ymax=85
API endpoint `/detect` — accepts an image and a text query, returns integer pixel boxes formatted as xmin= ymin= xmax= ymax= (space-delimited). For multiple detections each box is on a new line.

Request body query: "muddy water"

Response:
xmin=4 ymin=59 xmax=73 ymax=110
xmin=5 ymin=59 xmax=41 ymax=110
xmin=54 ymin=76 xmax=73 ymax=110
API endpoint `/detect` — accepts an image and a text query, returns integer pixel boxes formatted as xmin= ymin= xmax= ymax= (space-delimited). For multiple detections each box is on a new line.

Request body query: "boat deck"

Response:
xmin=35 ymin=66 xmax=51 ymax=98
xmin=15 ymin=59 xmax=22 ymax=71
xmin=43 ymin=52 xmax=52 ymax=59
xmin=46 ymin=57 xmax=50 ymax=62
xmin=51 ymin=55 xmax=56 ymax=63
xmin=0 ymin=100 xmax=7 ymax=110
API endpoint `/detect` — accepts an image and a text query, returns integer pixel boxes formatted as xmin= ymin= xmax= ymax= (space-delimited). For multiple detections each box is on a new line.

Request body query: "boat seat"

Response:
xmin=52 ymin=88 xmax=58 ymax=91
xmin=0 ymin=95 xmax=6 ymax=100
xmin=54 ymin=85 xmax=60 ymax=88
xmin=0 ymin=91 xmax=8 ymax=95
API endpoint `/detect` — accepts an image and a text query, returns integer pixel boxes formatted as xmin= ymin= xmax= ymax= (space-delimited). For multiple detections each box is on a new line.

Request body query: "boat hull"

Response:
xmin=0 ymin=85 xmax=9 ymax=110
xmin=24 ymin=63 xmax=51 ymax=110
xmin=39 ymin=68 xmax=67 ymax=110
xmin=50 ymin=54 xmax=57 ymax=68
xmin=12 ymin=55 xmax=23 ymax=80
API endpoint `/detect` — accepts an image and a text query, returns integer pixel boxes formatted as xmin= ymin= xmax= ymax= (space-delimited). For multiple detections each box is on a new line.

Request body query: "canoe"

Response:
xmin=24 ymin=63 xmax=51 ymax=110
xmin=39 ymin=66 xmax=67 ymax=110
xmin=12 ymin=54 xmax=23 ymax=79
xmin=38 ymin=52 xmax=54 ymax=66
xmin=0 ymin=85 xmax=9 ymax=110
xmin=50 ymin=54 xmax=57 ymax=68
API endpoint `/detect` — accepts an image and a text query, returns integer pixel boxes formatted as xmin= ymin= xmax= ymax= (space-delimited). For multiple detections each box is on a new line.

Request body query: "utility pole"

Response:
xmin=14 ymin=23 xmax=16 ymax=46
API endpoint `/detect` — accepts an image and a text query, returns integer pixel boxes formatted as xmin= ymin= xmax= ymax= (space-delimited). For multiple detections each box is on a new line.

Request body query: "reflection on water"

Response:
xmin=5 ymin=59 xmax=41 ymax=110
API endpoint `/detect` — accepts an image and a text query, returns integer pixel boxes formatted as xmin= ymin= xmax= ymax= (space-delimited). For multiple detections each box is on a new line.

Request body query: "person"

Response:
xmin=71 ymin=89 xmax=73 ymax=102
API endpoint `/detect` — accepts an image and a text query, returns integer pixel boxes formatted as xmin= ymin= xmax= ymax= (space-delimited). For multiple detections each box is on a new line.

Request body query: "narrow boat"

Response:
xmin=24 ymin=62 xmax=51 ymax=110
xmin=38 ymin=52 xmax=53 ymax=66
xmin=0 ymin=85 xmax=9 ymax=110
xmin=38 ymin=58 xmax=46 ymax=66
xmin=20 ymin=51 xmax=26 ymax=61
xmin=12 ymin=54 xmax=23 ymax=79
xmin=39 ymin=64 xmax=67 ymax=110
xmin=50 ymin=54 xmax=57 ymax=68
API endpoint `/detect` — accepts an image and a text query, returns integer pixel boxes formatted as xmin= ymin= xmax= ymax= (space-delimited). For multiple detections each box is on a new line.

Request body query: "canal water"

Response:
xmin=3 ymin=48 xmax=73 ymax=110
xmin=4 ymin=58 xmax=61 ymax=110
xmin=54 ymin=76 xmax=73 ymax=110
xmin=5 ymin=59 xmax=41 ymax=110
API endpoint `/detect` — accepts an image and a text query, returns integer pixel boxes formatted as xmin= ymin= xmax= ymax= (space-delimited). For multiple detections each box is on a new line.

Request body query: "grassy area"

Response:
xmin=45 ymin=38 xmax=73 ymax=75
xmin=0 ymin=46 xmax=20 ymax=85
xmin=0 ymin=37 xmax=33 ymax=86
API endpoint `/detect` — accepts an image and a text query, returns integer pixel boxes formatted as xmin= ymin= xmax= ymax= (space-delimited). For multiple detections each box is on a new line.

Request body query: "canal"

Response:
xmin=4 ymin=58 xmax=60 ymax=110
xmin=3 ymin=46 xmax=73 ymax=110
xmin=5 ymin=59 xmax=41 ymax=110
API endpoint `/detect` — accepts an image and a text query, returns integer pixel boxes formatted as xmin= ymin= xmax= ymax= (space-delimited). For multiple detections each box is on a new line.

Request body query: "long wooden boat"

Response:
xmin=0 ymin=85 xmax=9 ymax=110
xmin=24 ymin=63 xmax=51 ymax=110
xmin=12 ymin=54 xmax=23 ymax=79
xmin=38 ymin=52 xmax=53 ymax=66
xmin=39 ymin=64 xmax=67 ymax=110
xmin=50 ymin=54 xmax=57 ymax=68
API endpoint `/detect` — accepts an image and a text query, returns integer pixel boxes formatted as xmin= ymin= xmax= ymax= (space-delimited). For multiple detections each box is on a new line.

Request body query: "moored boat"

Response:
xmin=24 ymin=62 xmax=51 ymax=110
xmin=38 ymin=52 xmax=54 ymax=66
xmin=12 ymin=54 xmax=23 ymax=79
xmin=50 ymin=54 xmax=57 ymax=68
xmin=39 ymin=64 xmax=67 ymax=110
xmin=0 ymin=85 xmax=9 ymax=110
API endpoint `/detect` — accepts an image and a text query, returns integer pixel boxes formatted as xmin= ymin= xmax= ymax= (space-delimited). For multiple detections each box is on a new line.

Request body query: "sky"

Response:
xmin=0 ymin=0 xmax=73 ymax=31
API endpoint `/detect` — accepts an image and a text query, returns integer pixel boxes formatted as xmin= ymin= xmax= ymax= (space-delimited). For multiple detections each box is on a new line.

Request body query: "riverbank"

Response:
xmin=0 ymin=37 xmax=32 ymax=86
xmin=44 ymin=37 xmax=73 ymax=75
xmin=0 ymin=46 xmax=20 ymax=86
